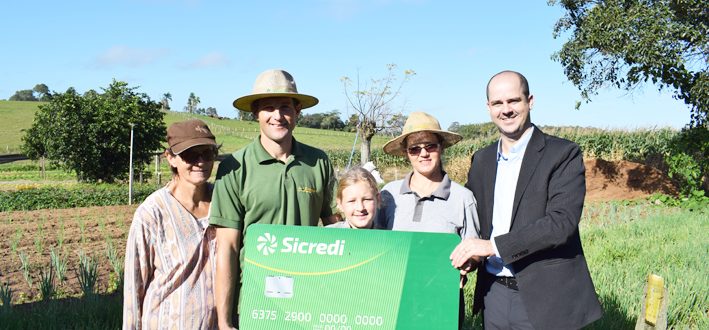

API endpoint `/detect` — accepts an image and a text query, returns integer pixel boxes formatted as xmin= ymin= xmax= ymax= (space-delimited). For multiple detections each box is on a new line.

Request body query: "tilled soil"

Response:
xmin=0 ymin=158 xmax=678 ymax=306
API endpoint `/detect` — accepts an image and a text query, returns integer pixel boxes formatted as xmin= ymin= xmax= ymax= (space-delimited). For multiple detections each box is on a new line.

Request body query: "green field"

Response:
xmin=0 ymin=101 xmax=47 ymax=154
xmin=0 ymin=100 xmax=389 ymax=154
xmin=1 ymin=200 xmax=705 ymax=329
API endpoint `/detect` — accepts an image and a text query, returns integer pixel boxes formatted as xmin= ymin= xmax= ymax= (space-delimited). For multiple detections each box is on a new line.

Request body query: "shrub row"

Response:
xmin=0 ymin=184 xmax=155 ymax=212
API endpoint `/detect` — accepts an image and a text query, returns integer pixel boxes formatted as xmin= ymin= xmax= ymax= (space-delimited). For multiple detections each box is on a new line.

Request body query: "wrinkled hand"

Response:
xmin=450 ymin=238 xmax=494 ymax=269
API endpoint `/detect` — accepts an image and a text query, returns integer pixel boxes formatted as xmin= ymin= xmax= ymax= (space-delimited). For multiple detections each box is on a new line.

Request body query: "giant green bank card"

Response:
xmin=240 ymin=224 xmax=460 ymax=330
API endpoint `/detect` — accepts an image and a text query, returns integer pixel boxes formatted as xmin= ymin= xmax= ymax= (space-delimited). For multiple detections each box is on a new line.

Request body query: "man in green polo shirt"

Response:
xmin=210 ymin=69 xmax=339 ymax=329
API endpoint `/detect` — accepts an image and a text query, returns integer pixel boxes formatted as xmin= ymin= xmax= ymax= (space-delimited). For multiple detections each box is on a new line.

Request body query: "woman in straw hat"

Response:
xmin=377 ymin=112 xmax=479 ymax=238
xmin=124 ymin=119 xmax=220 ymax=329
xmin=376 ymin=112 xmax=480 ymax=327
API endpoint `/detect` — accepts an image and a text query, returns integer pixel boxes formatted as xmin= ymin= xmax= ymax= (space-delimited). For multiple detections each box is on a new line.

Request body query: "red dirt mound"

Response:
xmin=584 ymin=158 xmax=676 ymax=202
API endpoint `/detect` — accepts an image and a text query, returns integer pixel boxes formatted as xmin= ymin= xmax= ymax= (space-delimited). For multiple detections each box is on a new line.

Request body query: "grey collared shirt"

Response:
xmin=377 ymin=172 xmax=480 ymax=239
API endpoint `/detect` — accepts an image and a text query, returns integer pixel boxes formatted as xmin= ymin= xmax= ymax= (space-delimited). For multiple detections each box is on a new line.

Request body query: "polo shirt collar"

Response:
xmin=399 ymin=171 xmax=452 ymax=199
xmin=252 ymin=135 xmax=301 ymax=164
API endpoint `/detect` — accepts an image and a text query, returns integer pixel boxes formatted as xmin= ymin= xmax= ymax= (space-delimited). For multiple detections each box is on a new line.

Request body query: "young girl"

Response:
xmin=327 ymin=167 xmax=381 ymax=229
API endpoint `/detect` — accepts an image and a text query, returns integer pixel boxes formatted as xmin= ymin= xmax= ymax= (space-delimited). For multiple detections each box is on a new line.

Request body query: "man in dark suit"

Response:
xmin=450 ymin=70 xmax=602 ymax=329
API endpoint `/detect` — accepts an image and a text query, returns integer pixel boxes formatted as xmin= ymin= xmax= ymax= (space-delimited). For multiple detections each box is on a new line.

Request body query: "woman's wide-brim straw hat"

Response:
xmin=383 ymin=112 xmax=463 ymax=157
xmin=233 ymin=69 xmax=319 ymax=112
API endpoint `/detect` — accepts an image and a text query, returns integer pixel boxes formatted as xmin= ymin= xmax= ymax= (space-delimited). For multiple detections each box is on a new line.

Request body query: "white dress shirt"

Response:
xmin=487 ymin=127 xmax=534 ymax=277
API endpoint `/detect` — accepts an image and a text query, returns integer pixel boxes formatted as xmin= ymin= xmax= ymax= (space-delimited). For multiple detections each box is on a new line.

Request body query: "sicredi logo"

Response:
xmin=256 ymin=233 xmax=346 ymax=256
xmin=257 ymin=233 xmax=278 ymax=256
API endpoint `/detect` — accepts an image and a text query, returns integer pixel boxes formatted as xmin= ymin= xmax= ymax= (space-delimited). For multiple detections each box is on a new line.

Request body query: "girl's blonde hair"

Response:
xmin=337 ymin=166 xmax=379 ymax=201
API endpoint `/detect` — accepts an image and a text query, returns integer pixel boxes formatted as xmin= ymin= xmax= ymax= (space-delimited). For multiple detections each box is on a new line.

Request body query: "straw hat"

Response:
xmin=233 ymin=69 xmax=319 ymax=112
xmin=383 ymin=112 xmax=462 ymax=156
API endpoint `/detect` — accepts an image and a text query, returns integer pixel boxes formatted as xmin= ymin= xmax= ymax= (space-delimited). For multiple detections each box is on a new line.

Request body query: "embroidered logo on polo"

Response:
xmin=297 ymin=187 xmax=317 ymax=193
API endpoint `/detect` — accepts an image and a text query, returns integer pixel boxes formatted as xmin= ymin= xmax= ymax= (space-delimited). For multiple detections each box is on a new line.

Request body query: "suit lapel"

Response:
xmin=510 ymin=127 xmax=545 ymax=228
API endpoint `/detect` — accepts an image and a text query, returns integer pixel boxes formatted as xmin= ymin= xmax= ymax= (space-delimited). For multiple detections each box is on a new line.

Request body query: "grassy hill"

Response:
xmin=0 ymin=101 xmax=47 ymax=154
xmin=0 ymin=100 xmax=389 ymax=154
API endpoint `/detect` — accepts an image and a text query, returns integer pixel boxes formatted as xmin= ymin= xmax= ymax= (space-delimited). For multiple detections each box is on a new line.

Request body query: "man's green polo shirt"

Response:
xmin=209 ymin=136 xmax=337 ymax=238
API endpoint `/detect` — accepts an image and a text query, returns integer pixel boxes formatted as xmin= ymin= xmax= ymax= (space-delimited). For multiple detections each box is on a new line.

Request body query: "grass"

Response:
xmin=0 ymin=200 xmax=706 ymax=328
xmin=50 ymin=249 xmax=68 ymax=283
xmin=37 ymin=264 xmax=55 ymax=302
xmin=0 ymin=101 xmax=46 ymax=154
xmin=0 ymin=283 xmax=11 ymax=309
xmin=18 ymin=252 xmax=32 ymax=291
xmin=580 ymin=203 xmax=708 ymax=329
xmin=459 ymin=201 xmax=708 ymax=330
xmin=76 ymin=252 xmax=99 ymax=299
xmin=0 ymin=100 xmax=388 ymax=156
xmin=0 ymin=292 xmax=122 ymax=329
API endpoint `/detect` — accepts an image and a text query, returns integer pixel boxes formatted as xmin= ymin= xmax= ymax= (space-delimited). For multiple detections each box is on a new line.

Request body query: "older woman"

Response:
xmin=123 ymin=119 xmax=219 ymax=329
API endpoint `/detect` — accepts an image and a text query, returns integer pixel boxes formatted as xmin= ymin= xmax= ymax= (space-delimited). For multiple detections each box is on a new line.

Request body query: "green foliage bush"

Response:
xmin=665 ymin=125 xmax=709 ymax=196
xmin=21 ymin=80 xmax=165 ymax=183
xmin=0 ymin=184 xmax=154 ymax=212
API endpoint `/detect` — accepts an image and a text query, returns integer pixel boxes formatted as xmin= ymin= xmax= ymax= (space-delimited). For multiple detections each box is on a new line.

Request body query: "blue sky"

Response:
xmin=1 ymin=0 xmax=692 ymax=131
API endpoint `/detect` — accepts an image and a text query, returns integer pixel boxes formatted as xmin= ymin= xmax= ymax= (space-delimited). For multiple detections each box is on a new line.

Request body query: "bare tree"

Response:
xmin=341 ymin=64 xmax=415 ymax=165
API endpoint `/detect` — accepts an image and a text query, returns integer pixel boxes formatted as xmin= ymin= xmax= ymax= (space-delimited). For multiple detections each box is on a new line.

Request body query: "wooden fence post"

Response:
xmin=40 ymin=156 xmax=46 ymax=180
xmin=635 ymin=274 xmax=668 ymax=330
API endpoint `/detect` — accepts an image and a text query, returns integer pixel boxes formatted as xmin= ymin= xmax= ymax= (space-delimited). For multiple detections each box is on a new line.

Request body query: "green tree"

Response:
xmin=381 ymin=113 xmax=407 ymax=137
xmin=298 ymin=110 xmax=345 ymax=130
xmin=161 ymin=92 xmax=172 ymax=111
xmin=551 ymin=0 xmax=708 ymax=195
xmin=206 ymin=107 xmax=218 ymax=117
xmin=342 ymin=64 xmax=415 ymax=164
xmin=299 ymin=112 xmax=325 ymax=128
xmin=184 ymin=93 xmax=200 ymax=114
xmin=33 ymin=84 xmax=50 ymax=101
xmin=22 ymin=80 xmax=165 ymax=182
xmin=447 ymin=121 xmax=461 ymax=133
xmin=345 ymin=114 xmax=359 ymax=132
xmin=9 ymin=89 xmax=37 ymax=101
xmin=550 ymin=0 xmax=708 ymax=126
xmin=454 ymin=122 xmax=499 ymax=140
xmin=321 ymin=110 xmax=345 ymax=130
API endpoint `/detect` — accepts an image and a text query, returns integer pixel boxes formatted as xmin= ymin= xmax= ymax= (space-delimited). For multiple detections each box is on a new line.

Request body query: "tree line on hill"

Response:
xmin=8 ymin=84 xmax=51 ymax=102
xmin=296 ymin=110 xmax=407 ymax=137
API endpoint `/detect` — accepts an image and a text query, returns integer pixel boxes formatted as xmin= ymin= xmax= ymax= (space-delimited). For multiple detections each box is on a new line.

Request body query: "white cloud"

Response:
xmin=182 ymin=52 xmax=230 ymax=69
xmin=93 ymin=46 xmax=169 ymax=68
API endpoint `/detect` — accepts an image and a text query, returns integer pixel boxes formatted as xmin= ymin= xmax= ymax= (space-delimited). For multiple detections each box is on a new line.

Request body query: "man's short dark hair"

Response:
xmin=486 ymin=70 xmax=530 ymax=100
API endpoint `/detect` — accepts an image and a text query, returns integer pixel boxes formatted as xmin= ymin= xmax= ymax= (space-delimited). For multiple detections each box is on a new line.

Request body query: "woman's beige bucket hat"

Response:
xmin=383 ymin=112 xmax=463 ymax=156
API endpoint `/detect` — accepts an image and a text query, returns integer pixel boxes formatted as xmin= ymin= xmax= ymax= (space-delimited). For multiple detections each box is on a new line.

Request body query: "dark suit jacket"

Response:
xmin=466 ymin=126 xmax=602 ymax=329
